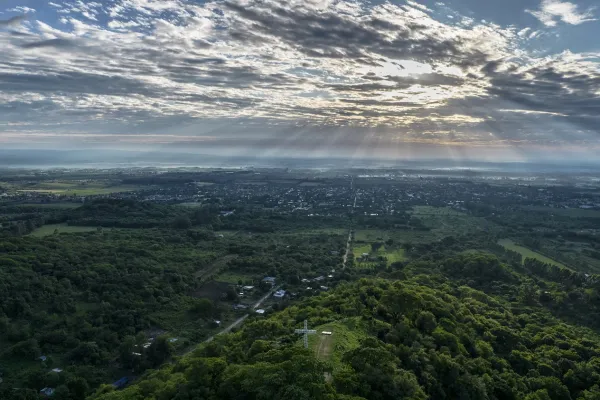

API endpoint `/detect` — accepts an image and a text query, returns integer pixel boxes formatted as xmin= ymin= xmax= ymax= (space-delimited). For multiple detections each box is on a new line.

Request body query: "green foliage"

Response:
xmin=91 ymin=265 xmax=600 ymax=400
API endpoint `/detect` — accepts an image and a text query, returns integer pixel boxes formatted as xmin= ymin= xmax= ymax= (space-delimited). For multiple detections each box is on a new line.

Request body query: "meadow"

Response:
xmin=15 ymin=180 xmax=146 ymax=196
xmin=498 ymin=238 xmax=568 ymax=268
xmin=352 ymin=243 xmax=406 ymax=268
xmin=307 ymin=317 xmax=367 ymax=371
xmin=28 ymin=223 xmax=100 ymax=237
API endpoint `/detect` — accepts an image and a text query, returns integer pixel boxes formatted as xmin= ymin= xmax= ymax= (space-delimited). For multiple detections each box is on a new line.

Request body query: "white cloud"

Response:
xmin=8 ymin=6 xmax=36 ymax=14
xmin=526 ymin=0 xmax=597 ymax=27
xmin=0 ymin=0 xmax=599 ymax=153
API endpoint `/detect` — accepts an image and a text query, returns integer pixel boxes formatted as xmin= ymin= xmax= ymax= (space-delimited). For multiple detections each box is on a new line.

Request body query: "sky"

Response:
xmin=1 ymin=0 xmax=600 ymax=164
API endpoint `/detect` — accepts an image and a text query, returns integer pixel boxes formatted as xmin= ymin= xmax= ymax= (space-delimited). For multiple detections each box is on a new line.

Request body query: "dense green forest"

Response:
xmin=90 ymin=253 xmax=600 ymax=400
xmin=0 ymin=201 xmax=346 ymax=399
xmin=2 ymin=185 xmax=600 ymax=400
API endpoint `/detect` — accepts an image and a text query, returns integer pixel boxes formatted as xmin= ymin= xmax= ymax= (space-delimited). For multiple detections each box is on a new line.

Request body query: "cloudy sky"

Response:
xmin=1 ymin=0 xmax=600 ymax=163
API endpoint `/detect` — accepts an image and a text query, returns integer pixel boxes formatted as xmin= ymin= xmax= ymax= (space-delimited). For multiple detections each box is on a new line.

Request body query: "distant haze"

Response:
xmin=1 ymin=149 xmax=599 ymax=173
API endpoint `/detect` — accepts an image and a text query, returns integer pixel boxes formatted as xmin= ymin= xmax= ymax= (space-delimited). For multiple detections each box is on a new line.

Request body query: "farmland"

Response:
xmin=28 ymin=223 xmax=100 ymax=237
xmin=11 ymin=180 xmax=148 ymax=196
xmin=498 ymin=239 xmax=568 ymax=268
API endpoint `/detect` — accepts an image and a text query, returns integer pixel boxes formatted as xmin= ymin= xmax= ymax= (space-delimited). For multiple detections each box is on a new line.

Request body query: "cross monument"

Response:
xmin=295 ymin=319 xmax=316 ymax=348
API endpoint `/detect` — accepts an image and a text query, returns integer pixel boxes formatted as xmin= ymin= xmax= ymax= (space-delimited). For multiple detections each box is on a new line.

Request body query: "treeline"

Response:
xmin=489 ymin=242 xmax=523 ymax=265
xmin=0 ymin=204 xmax=66 ymax=236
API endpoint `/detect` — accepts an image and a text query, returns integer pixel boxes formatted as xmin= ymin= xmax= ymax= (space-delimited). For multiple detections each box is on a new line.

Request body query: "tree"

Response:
xmin=415 ymin=311 xmax=437 ymax=334
xmin=225 ymin=287 xmax=240 ymax=302
xmin=173 ymin=216 xmax=192 ymax=229
xmin=371 ymin=242 xmax=383 ymax=253
xmin=147 ymin=336 xmax=172 ymax=367
xmin=191 ymin=298 xmax=214 ymax=318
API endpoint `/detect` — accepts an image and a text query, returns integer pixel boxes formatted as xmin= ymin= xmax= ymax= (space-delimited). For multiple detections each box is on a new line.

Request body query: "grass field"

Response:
xmin=412 ymin=205 xmax=466 ymax=216
xmin=194 ymin=255 xmax=238 ymax=282
xmin=215 ymin=271 xmax=256 ymax=285
xmin=521 ymin=206 xmax=600 ymax=218
xmin=15 ymin=181 xmax=146 ymax=196
xmin=307 ymin=318 xmax=367 ymax=370
xmin=352 ymin=243 xmax=406 ymax=268
xmin=28 ymin=224 xmax=99 ymax=237
xmin=412 ymin=206 xmax=495 ymax=234
xmin=177 ymin=202 xmax=205 ymax=208
xmin=498 ymin=239 xmax=568 ymax=268
xmin=354 ymin=206 xmax=497 ymax=246
xmin=20 ymin=203 xmax=82 ymax=209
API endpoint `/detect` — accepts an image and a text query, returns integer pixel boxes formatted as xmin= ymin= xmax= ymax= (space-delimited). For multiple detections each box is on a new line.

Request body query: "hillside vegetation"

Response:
xmin=90 ymin=253 xmax=600 ymax=400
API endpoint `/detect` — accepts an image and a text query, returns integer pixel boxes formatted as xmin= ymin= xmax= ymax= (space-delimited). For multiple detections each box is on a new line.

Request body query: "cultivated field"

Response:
xmin=28 ymin=224 xmax=99 ymax=237
xmin=15 ymin=180 xmax=146 ymax=196
xmin=498 ymin=239 xmax=568 ymax=268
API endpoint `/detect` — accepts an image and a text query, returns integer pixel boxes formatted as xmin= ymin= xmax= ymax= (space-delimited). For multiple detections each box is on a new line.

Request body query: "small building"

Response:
xmin=51 ymin=368 xmax=63 ymax=373
xmin=322 ymin=331 xmax=333 ymax=335
xmin=143 ymin=342 xmax=152 ymax=349
xmin=132 ymin=352 xmax=142 ymax=356
xmin=242 ymin=285 xmax=255 ymax=291
xmin=168 ymin=338 xmax=179 ymax=343
xmin=220 ymin=211 xmax=235 ymax=217
xmin=113 ymin=377 xmax=129 ymax=389
xmin=40 ymin=387 xmax=55 ymax=397
xmin=256 ymin=309 xmax=265 ymax=315
xmin=262 ymin=277 xmax=276 ymax=285
xmin=39 ymin=355 xmax=47 ymax=362
xmin=233 ymin=304 xmax=248 ymax=310
xmin=213 ymin=320 xmax=221 ymax=326
xmin=273 ymin=289 xmax=286 ymax=299
xmin=320 ymin=286 xmax=329 ymax=291
xmin=301 ymin=278 xmax=310 ymax=283
xmin=361 ymin=253 xmax=369 ymax=257
xmin=314 ymin=276 xmax=325 ymax=282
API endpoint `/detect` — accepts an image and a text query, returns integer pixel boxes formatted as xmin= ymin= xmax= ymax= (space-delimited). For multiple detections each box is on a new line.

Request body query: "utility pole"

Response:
xmin=294 ymin=320 xmax=316 ymax=348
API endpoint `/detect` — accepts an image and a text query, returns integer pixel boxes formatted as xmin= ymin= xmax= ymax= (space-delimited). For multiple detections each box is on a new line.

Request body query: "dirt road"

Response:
xmin=184 ymin=285 xmax=281 ymax=353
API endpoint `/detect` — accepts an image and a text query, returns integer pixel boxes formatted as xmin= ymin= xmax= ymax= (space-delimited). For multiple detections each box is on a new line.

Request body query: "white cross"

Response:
xmin=294 ymin=319 xmax=317 ymax=348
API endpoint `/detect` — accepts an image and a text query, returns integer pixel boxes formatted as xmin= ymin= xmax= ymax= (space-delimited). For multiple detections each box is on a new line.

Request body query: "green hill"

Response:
xmin=89 ymin=253 xmax=600 ymax=400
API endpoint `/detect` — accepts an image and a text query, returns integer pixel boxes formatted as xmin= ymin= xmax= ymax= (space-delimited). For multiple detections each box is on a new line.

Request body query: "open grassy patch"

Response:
xmin=20 ymin=203 xmax=82 ymax=209
xmin=28 ymin=224 xmax=100 ymax=237
xmin=307 ymin=318 xmax=368 ymax=371
xmin=412 ymin=205 xmax=466 ymax=216
xmin=16 ymin=181 xmax=147 ymax=196
xmin=215 ymin=271 xmax=256 ymax=285
xmin=521 ymin=206 xmax=600 ymax=218
xmin=353 ymin=243 xmax=406 ymax=268
xmin=498 ymin=239 xmax=568 ymax=268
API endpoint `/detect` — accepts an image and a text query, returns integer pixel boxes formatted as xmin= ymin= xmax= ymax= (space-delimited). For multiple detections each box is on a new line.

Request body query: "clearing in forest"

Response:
xmin=307 ymin=318 xmax=366 ymax=369
xmin=498 ymin=239 xmax=568 ymax=268
xmin=28 ymin=224 xmax=99 ymax=237
xmin=194 ymin=254 xmax=238 ymax=282
xmin=352 ymin=243 xmax=406 ymax=268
